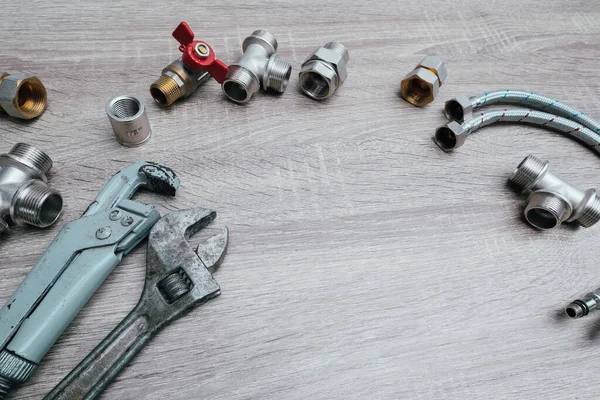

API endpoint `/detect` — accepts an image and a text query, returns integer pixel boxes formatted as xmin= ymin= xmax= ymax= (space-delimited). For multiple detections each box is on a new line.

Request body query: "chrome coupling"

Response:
xmin=222 ymin=30 xmax=292 ymax=103
xmin=299 ymin=42 xmax=349 ymax=100
xmin=0 ymin=143 xmax=63 ymax=236
xmin=0 ymin=72 xmax=47 ymax=120
xmin=509 ymin=155 xmax=600 ymax=230
xmin=150 ymin=59 xmax=211 ymax=106
xmin=105 ymin=95 xmax=152 ymax=147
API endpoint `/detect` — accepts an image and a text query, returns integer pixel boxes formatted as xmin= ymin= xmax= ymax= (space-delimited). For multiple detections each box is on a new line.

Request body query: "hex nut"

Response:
xmin=400 ymin=68 xmax=440 ymax=107
xmin=299 ymin=60 xmax=339 ymax=100
xmin=307 ymin=47 xmax=348 ymax=84
xmin=0 ymin=73 xmax=47 ymax=119
xmin=400 ymin=56 xmax=447 ymax=107
xmin=418 ymin=56 xmax=447 ymax=85
xmin=444 ymin=95 xmax=474 ymax=123
xmin=434 ymin=121 xmax=468 ymax=151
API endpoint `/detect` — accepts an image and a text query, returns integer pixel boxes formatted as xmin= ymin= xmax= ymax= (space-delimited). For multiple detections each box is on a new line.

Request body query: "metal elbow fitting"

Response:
xmin=509 ymin=155 xmax=600 ymax=230
xmin=0 ymin=72 xmax=47 ymax=120
xmin=222 ymin=30 xmax=292 ymax=104
xmin=299 ymin=42 xmax=349 ymax=100
xmin=150 ymin=59 xmax=211 ymax=106
xmin=0 ymin=143 xmax=63 ymax=236
xmin=400 ymin=56 xmax=447 ymax=107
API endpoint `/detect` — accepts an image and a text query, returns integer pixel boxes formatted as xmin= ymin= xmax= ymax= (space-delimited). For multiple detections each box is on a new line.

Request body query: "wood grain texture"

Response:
xmin=1 ymin=0 xmax=600 ymax=398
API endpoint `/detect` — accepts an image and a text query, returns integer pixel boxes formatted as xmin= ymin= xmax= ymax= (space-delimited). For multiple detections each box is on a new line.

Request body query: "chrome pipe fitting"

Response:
xmin=222 ymin=30 xmax=292 ymax=104
xmin=0 ymin=143 xmax=63 ymax=236
xmin=0 ymin=72 xmax=47 ymax=120
xmin=299 ymin=42 xmax=349 ymax=100
xmin=150 ymin=59 xmax=211 ymax=106
xmin=105 ymin=95 xmax=152 ymax=147
xmin=566 ymin=289 xmax=600 ymax=319
xmin=509 ymin=155 xmax=600 ymax=230
xmin=400 ymin=56 xmax=447 ymax=107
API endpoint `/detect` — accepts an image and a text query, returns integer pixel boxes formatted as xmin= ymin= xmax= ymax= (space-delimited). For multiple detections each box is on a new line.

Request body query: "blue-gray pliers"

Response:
xmin=0 ymin=162 xmax=179 ymax=397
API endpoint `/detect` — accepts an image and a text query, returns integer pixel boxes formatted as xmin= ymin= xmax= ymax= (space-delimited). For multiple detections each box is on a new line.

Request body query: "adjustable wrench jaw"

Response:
xmin=144 ymin=208 xmax=228 ymax=324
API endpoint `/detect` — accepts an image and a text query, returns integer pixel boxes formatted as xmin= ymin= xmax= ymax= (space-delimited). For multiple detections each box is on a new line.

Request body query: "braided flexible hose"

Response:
xmin=435 ymin=109 xmax=600 ymax=153
xmin=446 ymin=90 xmax=600 ymax=135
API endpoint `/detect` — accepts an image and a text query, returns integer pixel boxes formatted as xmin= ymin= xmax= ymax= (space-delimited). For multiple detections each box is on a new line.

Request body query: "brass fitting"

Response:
xmin=150 ymin=59 xmax=211 ymax=106
xmin=400 ymin=56 xmax=447 ymax=107
xmin=0 ymin=72 xmax=47 ymax=119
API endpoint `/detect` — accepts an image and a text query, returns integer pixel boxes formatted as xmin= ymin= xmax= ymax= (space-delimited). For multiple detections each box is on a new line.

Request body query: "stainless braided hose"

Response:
xmin=444 ymin=90 xmax=600 ymax=135
xmin=434 ymin=109 xmax=600 ymax=153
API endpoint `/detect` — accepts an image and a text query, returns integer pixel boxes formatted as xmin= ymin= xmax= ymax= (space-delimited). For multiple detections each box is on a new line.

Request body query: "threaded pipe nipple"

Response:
xmin=12 ymin=182 xmax=63 ymax=228
xmin=246 ymin=29 xmax=278 ymax=53
xmin=222 ymin=66 xmax=260 ymax=103
xmin=324 ymin=42 xmax=350 ymax=63
xmin=524 ymin=192 xmax=571 ymax=230
xmin=509 ymin=155 xmax=548 ymax=190
xmin=7 ymin=143 xmax=53 ymax=176
xmin=150 ymin=75 xmax=183 ymax=106
xmin=0 ymin=375 xmax=12 ymax=398
xmin=265 ymin=56 xmax=292 ymax=92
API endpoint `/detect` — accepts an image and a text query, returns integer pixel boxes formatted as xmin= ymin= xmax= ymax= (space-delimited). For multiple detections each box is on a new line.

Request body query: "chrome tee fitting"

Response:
xmin=150 ymin=59 xmax=211 ymax=106
xmin=0 ymin=143 xmax=63 ymax=236
xmin=509 ymin=155 xmax=600 ymax=230
xmin=0 ymin=73 xmax=47 ymax=120
xmin=299 ymin=42 xmax=349 ymax=100
xmin=222 ymin=30 xmax=292 ymax=103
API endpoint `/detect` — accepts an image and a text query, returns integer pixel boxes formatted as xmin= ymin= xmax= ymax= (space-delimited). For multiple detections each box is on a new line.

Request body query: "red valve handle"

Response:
xmin=172 ymin=22 xmax=229 ymax=83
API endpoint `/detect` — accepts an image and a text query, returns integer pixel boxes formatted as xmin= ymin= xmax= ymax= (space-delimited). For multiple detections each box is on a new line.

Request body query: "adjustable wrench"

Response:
xmin=45 ymin=208 xmax=228 ymax=400
xmin=0 ymin=162 xmax=179 ymax=397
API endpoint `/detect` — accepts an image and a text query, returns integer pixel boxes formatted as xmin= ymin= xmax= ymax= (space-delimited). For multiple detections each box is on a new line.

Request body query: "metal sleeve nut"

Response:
xmin=400 ymin=56 xmax=447 ymax=107
xmin=299 ymin=42 xmax=349 ymax=100
xmin=0 ymin=73 xmax=47 ymax=120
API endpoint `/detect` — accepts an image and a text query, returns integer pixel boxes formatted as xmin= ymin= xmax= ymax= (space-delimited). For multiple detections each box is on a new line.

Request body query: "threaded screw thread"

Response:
xmin=7 ymin=143 xmax=53 ymax=175
xmin=509 ymin=155 xmax=547 ymax=190
xmin=0 ymin=375 xmax=12 ymax=398
xmin=577 ymin=194 xmax=600 ymax=227
xmin=150 ymin=75 xmax=183 ymax=106
xmin=324 ymin=42 xmax=350 ymax=63
xmin=525 ymin=192 xmax=571 ymax=229
xmin=223 ymin=66 xmax=260 ymax=103
xmin=249 ymin=29 xmax=278 ymax=52
xmin=12 ymin=182 xmax=63 ymax=228
xmin=265 ymin=57 xmax=292 ymax=92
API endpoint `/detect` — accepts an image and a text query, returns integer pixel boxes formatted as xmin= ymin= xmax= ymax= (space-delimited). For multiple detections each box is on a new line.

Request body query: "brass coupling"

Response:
xmin=0 ymin=72 xmax=47 ymax=119
xmin=400 ymin=56 xmax=447 ymax=107
xmin=150 ymin=59 xmax=211 ymax=106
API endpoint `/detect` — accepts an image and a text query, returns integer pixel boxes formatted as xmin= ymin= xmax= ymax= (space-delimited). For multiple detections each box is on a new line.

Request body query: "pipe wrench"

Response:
xmin=0 ymin=162 xmax=179 ymax=397
xmin=45 ymin=208 xmax=228 ymax=400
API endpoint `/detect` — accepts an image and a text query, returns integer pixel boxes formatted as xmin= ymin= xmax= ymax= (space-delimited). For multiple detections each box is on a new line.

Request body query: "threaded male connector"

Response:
xmin=150 ymin=59 xmax=211 ymax=106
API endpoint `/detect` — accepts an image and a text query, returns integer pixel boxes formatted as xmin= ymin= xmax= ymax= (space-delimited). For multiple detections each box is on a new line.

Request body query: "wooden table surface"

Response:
xmin=2 ymin=1 xmax=600 ymax=399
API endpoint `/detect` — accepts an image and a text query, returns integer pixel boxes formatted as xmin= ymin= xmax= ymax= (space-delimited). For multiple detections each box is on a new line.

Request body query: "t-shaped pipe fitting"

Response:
xmin=509 ymin=155 xmax=600 ymax=230
xmin=0 ymin=143 xmax=63 ymax=236
xmin=222 ymin=30 xmax=292 ymax=104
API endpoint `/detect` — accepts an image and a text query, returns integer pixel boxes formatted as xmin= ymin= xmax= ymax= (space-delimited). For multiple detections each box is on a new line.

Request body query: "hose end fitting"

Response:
xmin=509 ymin=155 xmax=600 ymax=230
xmin=434 ymin=121 xmax=468 ymax=151
xmin=444 ymin=95 xmax=474 ymax=123
xmin=0 ymin=72 xmax=47 ymax=120
xmin=566 ymin=290 xmax=600 ymax=319
xmin=299 ymin=42 xmax=349 ymax=100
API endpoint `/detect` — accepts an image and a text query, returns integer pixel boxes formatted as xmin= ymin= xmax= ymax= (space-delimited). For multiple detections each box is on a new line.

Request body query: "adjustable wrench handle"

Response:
xmin=44 ymin=302 xmax=155 ymax=400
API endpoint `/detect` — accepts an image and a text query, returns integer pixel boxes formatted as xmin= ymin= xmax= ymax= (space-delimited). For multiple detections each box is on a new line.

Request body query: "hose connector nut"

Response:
xmin=434 ymin=121 xmax=468 ymax=151
xmin=0 ymin=72 xmax=47 ymax=120
xmin=444 ymin=95 xmax=474 ymax=123
xmin=106 ymin=95 xmax=152 ymax=147
xmin=222 ymin=30 xmax=292 ymax=104
xmin=509 ymin=155 xmax=600 ymax=230
xmin=400 ymin=56 xmax=447 ymax=107
xmin=299 ymin=42 xmax=350 ymax=100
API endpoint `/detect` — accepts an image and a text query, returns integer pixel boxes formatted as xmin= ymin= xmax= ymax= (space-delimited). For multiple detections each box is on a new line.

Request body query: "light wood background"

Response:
xmin=2 ymin=1 xmax=600 ymax=399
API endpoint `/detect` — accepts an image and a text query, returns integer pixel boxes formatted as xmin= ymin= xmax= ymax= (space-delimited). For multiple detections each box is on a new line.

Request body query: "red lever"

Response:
xmin=173 ymin=22 xmax=229 ymax=83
